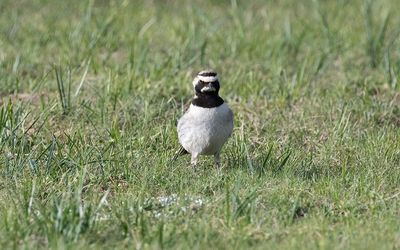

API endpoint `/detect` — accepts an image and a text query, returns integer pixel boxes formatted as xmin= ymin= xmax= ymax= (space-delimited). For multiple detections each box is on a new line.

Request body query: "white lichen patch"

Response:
xmin=143 ymin=194 xmax=206 ymax=219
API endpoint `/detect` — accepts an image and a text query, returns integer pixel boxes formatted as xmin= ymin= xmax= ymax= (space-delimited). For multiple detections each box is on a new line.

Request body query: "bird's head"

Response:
xmin=192 ymin=70 xmax=220 ymax=96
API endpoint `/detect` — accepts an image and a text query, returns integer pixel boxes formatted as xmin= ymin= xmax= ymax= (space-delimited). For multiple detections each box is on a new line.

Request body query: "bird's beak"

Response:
xmin=201 ymin=83 xmax=216 ymax=93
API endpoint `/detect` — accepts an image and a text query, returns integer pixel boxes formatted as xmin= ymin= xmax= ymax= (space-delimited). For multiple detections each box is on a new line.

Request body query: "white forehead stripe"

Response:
xmin=197 ymin=75 xmax=218 ymax=82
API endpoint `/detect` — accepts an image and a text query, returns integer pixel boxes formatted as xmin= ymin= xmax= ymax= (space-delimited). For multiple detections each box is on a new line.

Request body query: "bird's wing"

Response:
xmin=173 ymin=102 xmax=192 ymax=161
xmin=172 ymin=146 xmax=189 ymax=161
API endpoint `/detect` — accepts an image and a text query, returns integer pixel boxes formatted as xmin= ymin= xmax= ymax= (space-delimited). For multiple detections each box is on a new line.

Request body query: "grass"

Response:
xmin=0 ymin=0 xmax=399 ymax=249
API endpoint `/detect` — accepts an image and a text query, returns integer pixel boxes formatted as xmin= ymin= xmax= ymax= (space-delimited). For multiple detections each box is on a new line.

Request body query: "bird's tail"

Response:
xmin=172 ymin=146 xmax=189 ymax=161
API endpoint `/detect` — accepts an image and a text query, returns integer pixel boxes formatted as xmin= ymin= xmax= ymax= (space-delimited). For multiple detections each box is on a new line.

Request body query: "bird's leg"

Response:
xmin=191 ymin=153 xmax=199 ymax=171
xmin=214 ymin=151 xmax=221 ymax=170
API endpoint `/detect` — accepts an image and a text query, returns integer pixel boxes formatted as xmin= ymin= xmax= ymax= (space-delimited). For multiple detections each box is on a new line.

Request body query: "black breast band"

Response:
xmin=191 ymin=94 xmax=224 ymax=108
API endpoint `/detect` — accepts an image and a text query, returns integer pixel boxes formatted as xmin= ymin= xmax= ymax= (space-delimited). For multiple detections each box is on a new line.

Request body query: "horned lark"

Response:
xmin=176 ymin=70 xmax=233 ymax=169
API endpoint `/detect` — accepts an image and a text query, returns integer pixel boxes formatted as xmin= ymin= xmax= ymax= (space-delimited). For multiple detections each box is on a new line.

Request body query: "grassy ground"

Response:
xmin=0 ymin=0 xmax=399 ymax=249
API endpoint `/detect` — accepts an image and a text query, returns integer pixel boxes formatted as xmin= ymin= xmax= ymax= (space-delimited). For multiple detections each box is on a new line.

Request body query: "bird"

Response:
xmin=175 ymin=70 xmax=233 ymax=170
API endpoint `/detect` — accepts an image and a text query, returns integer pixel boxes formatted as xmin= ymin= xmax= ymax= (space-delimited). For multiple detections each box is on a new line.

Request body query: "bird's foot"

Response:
xmin=191 ymin=154 xmax=198 ymax=172
xmin=214 ymin=152 xmax=221 ymax=172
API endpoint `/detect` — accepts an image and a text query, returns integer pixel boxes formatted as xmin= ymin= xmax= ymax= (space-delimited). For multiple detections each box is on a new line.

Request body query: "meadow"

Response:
xmin=0 ymin=0 xmax=399 ymax=249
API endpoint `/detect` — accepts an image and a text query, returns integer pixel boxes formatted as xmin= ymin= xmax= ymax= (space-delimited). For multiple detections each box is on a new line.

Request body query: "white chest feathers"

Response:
xmin=177 ymin=103 xmax=234 ymax=155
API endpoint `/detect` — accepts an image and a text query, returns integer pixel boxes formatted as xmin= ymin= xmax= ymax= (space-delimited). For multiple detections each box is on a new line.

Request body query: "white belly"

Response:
xmin=177 ymin=103 xmax=233 ymax=155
